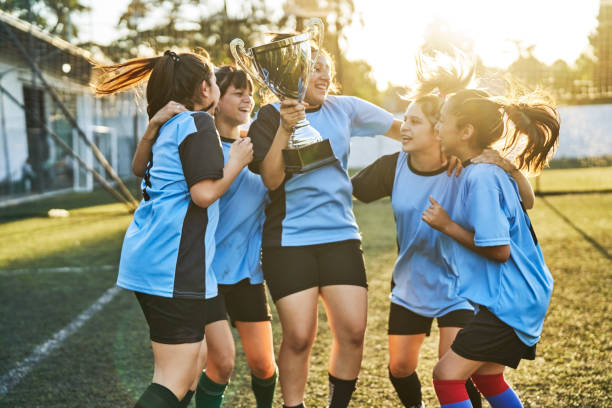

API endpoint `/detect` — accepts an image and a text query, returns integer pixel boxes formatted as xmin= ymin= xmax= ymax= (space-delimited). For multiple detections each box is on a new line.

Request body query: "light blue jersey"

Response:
xmin=118 ymin=111 xmax=224 ymax=299
xmin=352 ymin=152 xmax=473 ymax=317
xmin=249 ymin=95 xmax=395 ymax=246
xmin=391 ymin=152 xmax=473 ymax=317
xmin=212 ymin=137 xmax=268 ymax=284
xmin=440 ymin=163 xmax=553 ymax=346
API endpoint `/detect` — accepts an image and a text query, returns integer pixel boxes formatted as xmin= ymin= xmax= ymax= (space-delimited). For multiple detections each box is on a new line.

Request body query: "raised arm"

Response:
xmin=260 ymin=99 xmax=305 ymax=190
xmin=190 ymin=138 xmax=253 ymax=208
xmin=132 ymin=101 xmax=186 ymax=177
xmin=422 ymin=196 xmax=510 ymax=263
xmin=383 ymin=119 xmax=404 ymax=141
xmin=472 ymin=149 xmax=535 ymax=210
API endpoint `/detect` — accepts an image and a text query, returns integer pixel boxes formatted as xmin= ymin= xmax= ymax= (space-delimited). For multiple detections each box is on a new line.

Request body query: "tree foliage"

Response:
xmin=0 ymin=0 xmax=89 ymax=39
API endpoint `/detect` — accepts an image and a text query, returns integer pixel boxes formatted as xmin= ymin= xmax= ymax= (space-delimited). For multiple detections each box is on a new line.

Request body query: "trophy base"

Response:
xmin=283 ymin=139 xmax=337 ymax=174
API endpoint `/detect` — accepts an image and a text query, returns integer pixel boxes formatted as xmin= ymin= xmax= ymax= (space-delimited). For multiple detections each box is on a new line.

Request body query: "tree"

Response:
xmin=95 ymin=0 xmax=288 ymax=63
xmin=589 ymin=0 xmax=612 ymax=95
xmin=0 ymin=0 xmax=89 ymax=40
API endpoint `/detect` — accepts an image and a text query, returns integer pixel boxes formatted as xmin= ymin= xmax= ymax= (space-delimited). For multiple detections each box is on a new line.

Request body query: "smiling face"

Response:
xmin=400 ymin=101 xmax=439 ymax=153
xmin=435 ymin=100 xmax=464 ymax=156
xmin=215 ymin=83 xmax=253 ymax=126
xmin=304 ymin=53 xmax=331 ymax=107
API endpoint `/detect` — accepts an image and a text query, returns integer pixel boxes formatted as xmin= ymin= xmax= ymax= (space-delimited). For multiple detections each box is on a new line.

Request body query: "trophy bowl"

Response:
xmin=230 ymin=18 xmax=337 ymax=173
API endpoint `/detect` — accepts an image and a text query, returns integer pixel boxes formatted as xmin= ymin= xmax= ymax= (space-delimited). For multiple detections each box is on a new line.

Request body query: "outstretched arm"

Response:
xmin=132 ymin=101 xmax=187 ymax=177
xmin=472 ymin=149 xmax=535 ymax=209
xmin=422 ymin=196 xmax=510 ymax=263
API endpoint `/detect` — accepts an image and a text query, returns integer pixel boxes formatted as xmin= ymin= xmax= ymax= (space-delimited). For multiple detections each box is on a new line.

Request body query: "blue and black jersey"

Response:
xmin=248 ymin=95 xmax=394 ymax=247
xmin=118 ymin=111 xmax=224 ymax=299
xmin=440 ymin=163 xmax=553 ymax=346
xmin=352 ymin=151 xmax=472 ymax=317
xmin=212 ymin=137 xmax=268 ymax=285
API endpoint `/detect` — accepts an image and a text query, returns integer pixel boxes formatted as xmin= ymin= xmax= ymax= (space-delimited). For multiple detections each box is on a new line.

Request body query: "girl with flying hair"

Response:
xmin=420 ymin=57 xmax=559 ymax=408
xmin=93 ymin=50 xmax=253 ymax=408
xmin=131 ymin=65 xmax=278 ymax=408
xmin=351 ymin=53 xmax=535 ymax=408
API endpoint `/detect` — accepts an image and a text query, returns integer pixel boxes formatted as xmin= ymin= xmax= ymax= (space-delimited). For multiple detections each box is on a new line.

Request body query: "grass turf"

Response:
xmin=0 ymin=172 xmax=610 ymax=407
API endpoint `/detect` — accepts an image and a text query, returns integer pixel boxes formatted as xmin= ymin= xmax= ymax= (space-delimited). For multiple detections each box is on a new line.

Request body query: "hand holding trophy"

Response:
xmin=230 ymin=18 xmax=337 ymax=173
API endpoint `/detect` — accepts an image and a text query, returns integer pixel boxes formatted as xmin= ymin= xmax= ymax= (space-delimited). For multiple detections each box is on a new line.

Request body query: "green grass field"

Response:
xmin=0 ymin=168 xmax=610 ymax=407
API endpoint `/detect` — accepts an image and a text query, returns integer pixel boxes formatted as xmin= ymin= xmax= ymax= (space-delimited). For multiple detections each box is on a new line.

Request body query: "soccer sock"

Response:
xmin=178 ymin=390 xmax=194 ymax=408
xmin=134 ymin=383 xmax=180 ymax=408
xmin=195 ymin=372 xmax=228 ymax=408
xmin=433 ymin=379 xmax=473 ymax=408
xmin=388 ymin=369 xmax=423 ymax=407
xmin=465 ymin=379 xmax=482 ymax=408
xmin=327 ymin=373 xmax=357 ymax=408
xmin=471 ymin=373 xmax=523 ymax=408
xmin=251 ymin=369 xmax=278 ymax=408
xmin=283 ymin=404 xmax=306 ymax=408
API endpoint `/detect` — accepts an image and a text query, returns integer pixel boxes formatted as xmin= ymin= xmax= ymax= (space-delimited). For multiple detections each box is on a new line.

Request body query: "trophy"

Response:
xmin=230 ymin=18 xmax=337 ymax=173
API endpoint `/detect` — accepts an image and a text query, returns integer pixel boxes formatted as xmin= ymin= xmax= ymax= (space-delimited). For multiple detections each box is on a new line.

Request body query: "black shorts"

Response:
xmin=135 ymin=291 xmax=207 ymax=345
xmin=203 ymin=294 xmax=228 ymax=325
xmin=451 ymin=307 xmax=537 ymax=369
xmin=217 ymin=278 xmax=272 ymax=326
xmin=388 ymin=302 xmax=476 ymax=336
xmin=262 ymin=239 xmax=367 ymax=302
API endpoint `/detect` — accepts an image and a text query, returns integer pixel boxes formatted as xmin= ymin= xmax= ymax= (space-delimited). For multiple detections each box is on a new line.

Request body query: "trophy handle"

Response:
xmin=229 ymin=38 xmax=267 ymax=89
xmin=305 ymin=18 xmax=324 ymax=66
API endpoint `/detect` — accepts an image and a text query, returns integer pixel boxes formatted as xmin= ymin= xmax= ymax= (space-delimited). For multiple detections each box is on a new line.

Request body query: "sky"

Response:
xmin=74 ymin=0 xmax=601 ymax=89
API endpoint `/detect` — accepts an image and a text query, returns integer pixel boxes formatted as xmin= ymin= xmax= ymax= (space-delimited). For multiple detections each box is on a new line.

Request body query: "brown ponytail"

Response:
xmin=447 ymin=89 xmax=559 ymax=175
xmin=413 ymin=51 xmax=475 ymax=99
xmin=92 ymin=50 xmax=214 ymax=119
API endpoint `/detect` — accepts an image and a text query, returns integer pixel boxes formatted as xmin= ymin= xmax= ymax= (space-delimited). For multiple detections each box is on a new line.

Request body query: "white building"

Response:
xmin=0 ymin=11 xmax=147 ymax=205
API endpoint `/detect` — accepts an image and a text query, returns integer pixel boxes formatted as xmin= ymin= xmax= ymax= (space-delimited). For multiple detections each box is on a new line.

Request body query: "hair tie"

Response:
xmin=164 ymin=50 xmax=180 ymax=63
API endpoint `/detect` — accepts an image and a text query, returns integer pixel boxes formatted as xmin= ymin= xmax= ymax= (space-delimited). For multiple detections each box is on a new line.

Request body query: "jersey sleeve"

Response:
xmin=351 ymin=152 xmax=398 ymax=202
xmin=247 ymin=104 xmax=281 ymax=174
xmin=465 ymin=171 xmax=511 ymax=247
xmin=178 ymin=113 xmax=224 ymax=188
xmin=345 ymin=96 xmax=395 ymax=138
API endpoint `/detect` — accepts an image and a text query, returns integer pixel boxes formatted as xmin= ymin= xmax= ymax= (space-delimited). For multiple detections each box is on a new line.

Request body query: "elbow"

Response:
xmin=491 ymin=245 xmax=511 ymax=263
xmin=132 ymin=164 xmax=145 ymax=178
xmin=523 ymin=198 xmax=535 ymax=210
xmin=191 ymin=190 xmax=219 ymax=209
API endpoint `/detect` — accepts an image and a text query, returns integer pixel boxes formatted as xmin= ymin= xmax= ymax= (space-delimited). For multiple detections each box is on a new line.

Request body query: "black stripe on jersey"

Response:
xmin=174 ymin=201 xmax=208 ymax=298
xmin=248 ymin=104 xmax=281 ymax=174
xmin=262 ymin=175 xmax=291 ymax=246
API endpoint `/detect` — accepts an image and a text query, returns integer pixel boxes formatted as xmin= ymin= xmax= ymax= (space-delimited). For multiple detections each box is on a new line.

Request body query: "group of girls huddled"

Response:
xmin=93 ymin=36 xmax=558 ymax=408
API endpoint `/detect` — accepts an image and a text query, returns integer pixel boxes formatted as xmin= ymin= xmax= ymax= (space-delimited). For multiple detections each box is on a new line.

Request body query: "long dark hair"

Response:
xmin=92 ymin=49 xmax=214 ymax=119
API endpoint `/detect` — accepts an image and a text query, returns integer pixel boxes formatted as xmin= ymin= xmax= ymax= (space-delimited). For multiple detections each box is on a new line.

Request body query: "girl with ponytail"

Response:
xmin=93 ymin=50 xmax=253 ymax=408
xmin=422 ymin=83 xmax=559 ymax=407
xmin=351 ymin=53 xmax=535 ymax=408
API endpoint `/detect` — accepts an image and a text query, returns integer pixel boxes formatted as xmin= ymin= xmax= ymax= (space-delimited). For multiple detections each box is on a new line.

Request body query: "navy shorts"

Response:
xmin=262 ymin=239 xmax=367 ymax=302
xmin=388 ymin=302 xmax=476 ymax=336
xmin=451 ymin=307 xmax=537 ymax=369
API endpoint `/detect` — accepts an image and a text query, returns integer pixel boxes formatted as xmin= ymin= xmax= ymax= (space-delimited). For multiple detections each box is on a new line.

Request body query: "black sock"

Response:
xmin=178 ymin=390 xmax=194 ymax=408
xmin=327 ymin=373 xmax=357 ymax=408
xmin=251 ymin=370 xmax=277 ymax=408
xmin=466 ymin=378 xmax=482 ymax=408
xmin=134 ymin=383 xmax=180 ymax=408
xmin=283 ymin=404 xmax=305 ymax=408
xmin=388 ymin=369 xmax=422 ymax=407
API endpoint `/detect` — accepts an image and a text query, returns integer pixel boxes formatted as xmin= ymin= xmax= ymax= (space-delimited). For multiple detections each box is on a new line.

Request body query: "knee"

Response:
xmin=283 ymin=330 xmax=315 ymax=354
xmin=250 ymin=357 xmax=277 ymax=379
xmin=336 ymin=324 xmax=365 ymax=349
xmin=209 ymin=350 xmax=235 ymax=381
xmin=389 ymin=359 xmax=417 ymax=378
xmin=432 ymin=362 xmax=448 ymax=381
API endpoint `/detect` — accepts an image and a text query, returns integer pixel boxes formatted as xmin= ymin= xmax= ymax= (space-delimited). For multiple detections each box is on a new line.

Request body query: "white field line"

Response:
xmin=0 ymin=265 xmax=117 ymax=276
xmin=0 ymin=285 xmax=122 ymax=395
